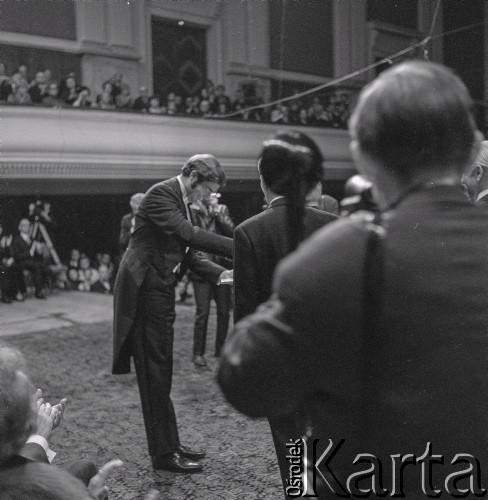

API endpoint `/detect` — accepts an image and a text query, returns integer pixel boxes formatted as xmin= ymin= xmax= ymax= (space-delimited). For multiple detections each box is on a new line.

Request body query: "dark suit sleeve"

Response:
xmin=118 ymin=215 xmax=132 ymax=252
xmin=214 ymin=205 xmax=235 ymax=237
xmin=11 ymin=237 xmax=31 ymax=262
xmin=143 ymin=185 xmax=233 ymax=258
xmin=233 ymin=225 xmax=260 ymax=323
xmin=17 ymin=442 xmax=49 ymax=464
xmin=188 ymin=255 xmax=225 ymax=284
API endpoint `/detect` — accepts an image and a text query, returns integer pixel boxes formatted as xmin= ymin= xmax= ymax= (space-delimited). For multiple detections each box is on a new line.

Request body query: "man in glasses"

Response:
xmin=113 ymin=154 xmax=232 ymax=473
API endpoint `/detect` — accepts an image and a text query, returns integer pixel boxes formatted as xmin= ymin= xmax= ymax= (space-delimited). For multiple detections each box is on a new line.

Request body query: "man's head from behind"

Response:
xmin=129 ymin=193 xmax=144 ymax=214
xmin=181 ymin=154 xmax=226 ymax=203
xmin=0 ymin=347 xmax=36 ymax=464
xmin=349 ymin=61 xmax=479 ymax=196
xmin=462 ymin=140 xmax=488 ymax=201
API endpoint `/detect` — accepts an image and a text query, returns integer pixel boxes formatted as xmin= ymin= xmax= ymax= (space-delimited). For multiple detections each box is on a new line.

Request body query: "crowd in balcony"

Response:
xmin=0 ymin=62 xmax=352 ymax=128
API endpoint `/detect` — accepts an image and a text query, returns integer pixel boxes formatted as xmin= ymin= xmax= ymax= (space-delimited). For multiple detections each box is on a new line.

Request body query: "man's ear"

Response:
xmin=476 ymin=165 xmax=484 ymax=181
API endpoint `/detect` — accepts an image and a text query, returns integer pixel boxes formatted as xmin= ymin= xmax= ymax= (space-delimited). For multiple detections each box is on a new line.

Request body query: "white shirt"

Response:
xmin=268 ymin=195 xmax=285 ymax=206
xmin=174 ymin=175 xmax=191 ymax=273
xmin=476 ymin=189 xmax=488 ymax=201
xmin=26 ymin=435 xmax=56 ymax=463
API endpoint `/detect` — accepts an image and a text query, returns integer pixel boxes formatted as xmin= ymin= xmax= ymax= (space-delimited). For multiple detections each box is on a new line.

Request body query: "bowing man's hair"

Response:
xmin=259 ymin=130 xmax=323 ymax=251
xmin=181 ymin=154 xmax=226 ymax=187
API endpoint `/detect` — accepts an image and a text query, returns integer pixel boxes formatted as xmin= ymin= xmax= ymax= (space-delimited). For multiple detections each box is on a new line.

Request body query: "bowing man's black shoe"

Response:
xmin=178 ymin=444 xmax=206 ymax=461
xmin=152 ymin=452 xmax=202 ymax=473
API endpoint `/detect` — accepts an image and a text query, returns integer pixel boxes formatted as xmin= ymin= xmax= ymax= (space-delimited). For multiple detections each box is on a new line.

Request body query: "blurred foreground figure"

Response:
xmin=461 ymin=140 xmax=488 ymax=202
xmin=219 ymin=61 xmax=487 ymax=498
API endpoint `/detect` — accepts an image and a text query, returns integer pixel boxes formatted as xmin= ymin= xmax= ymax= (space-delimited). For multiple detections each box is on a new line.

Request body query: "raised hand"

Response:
xmin=87 ymin=459 xmax=123 ymax=500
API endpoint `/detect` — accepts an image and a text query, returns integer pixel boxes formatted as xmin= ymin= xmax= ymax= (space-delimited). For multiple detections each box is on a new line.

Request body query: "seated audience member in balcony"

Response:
xmin=308 ymin=96 xmax=328 ymax=126
xmin=167 ymin=99 xmax=178 ymax=116
xmin=43 ymin=68 xmax=53 ymax=84
xmin=133 ymin=86 xmax=150 ymax=112
xmin=214 ymin=101 xmax=230 ymax=118
xmin=462 ymin=140 xmax=488 ymax=203
xmin=198 ymin=98 xmax=212 ymax=118
xmin=212 ymin=84 xmax=231 ymax=114
xmin=8 ymin=84 xmax=32 ymax=105
xmin=11 ymin=219 xmax=50 ymax=299
xmin=242 ymin=82 xmax=263 ymax=121
xmin=148 ymin=95 xmax=163 ymax=114
xmin=119 ymin=192 xmax=145 ymax=255
xmin=77 ymin=256 xmax=99 ymax=292
xmin=59 ymin=73 xmax=80 ymax=106
xmin=42 ymin=82 xmax=64 ymax=107
xmin=28 ymin=71 xmax=48 ymax=104
xmin=184 ymin=96 xmax=199 ymax=116
xmin=298 ymin=107 xmax=309 ymax=125
xmin=97 ymin=89 xmax=116 ymax=110
xmin=11 ymin=64 xmax=29 ymax=90
xmin=175 ymin=94 xmax=183 ymax=113
xmin=288 ymin=100 xmax=302 ymax=124
xmin=115 ymin=83 xmax=133 ymax=109
xmin=96 ymin=81 xmax=114 ymax=106
xmin=0 ymin=62 xmax=13 ymax=102
xmin=108 ymin=72 xmax=124 ymax=98
xmin=72 ymin=86 xmax=92 ymax=108
xmin=305 ymin=181 xmax=340 ymax=215
xmin=270 ymin=103 xmax=290 ymax=124
xmin=232 ymin=88 xmax=246 ymax=119
xmin=90 ymin=264 xmax=112 ymax=294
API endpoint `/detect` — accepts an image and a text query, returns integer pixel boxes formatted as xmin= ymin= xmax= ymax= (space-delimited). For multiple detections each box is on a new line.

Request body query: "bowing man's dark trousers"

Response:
xmin=132 ymin=266 xmax=180 ymax=459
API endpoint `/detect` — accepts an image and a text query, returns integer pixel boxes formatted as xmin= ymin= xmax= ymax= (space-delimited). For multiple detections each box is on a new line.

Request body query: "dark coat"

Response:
xmin=11 ymin=234 xmax=33 ymax=263
xmin=219 ymin=186 xmax=488 ymax=497
xmin=233 ymin=197 xmax=337 ymax=322
xmin=118 ymin=212 xmax=134 ymax=254
xmin=113 ymin=176 xmax=233 ymax=374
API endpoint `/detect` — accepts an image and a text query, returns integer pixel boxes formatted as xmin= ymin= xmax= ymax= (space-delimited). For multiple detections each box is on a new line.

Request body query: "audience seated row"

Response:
xmin=0 ymin=62 xmax=352 ymax=128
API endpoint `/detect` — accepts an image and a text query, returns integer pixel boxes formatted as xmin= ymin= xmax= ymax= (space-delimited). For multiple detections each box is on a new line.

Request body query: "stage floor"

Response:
xmin=0 ymin=291 xmax=281 ymax=499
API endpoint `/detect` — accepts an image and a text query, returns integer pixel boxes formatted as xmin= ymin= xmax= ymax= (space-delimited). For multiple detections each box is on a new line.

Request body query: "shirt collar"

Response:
xmin=268 ymin=195 xmax=285 ymax=206
xmin=177 ymin=175 xmax=189 ymax=205
xmin=477 ymin=189 xmax=488 ymax=201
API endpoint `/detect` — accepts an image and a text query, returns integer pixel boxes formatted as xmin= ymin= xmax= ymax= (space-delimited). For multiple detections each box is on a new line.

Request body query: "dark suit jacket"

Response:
xmin=118 ymin=212 xmax=134 ymax=254
xmin=219 ymin=186 xmax=488 ymax=496
xmin=11 ymin=234 xmax=33 ymax=263
xmin=233 ymin=198 xmax=337 ymax=322
xmin=1 ymin=443 xmax=49 ymax=470
xmin=113 ymin=176 xmax=233 ymax=374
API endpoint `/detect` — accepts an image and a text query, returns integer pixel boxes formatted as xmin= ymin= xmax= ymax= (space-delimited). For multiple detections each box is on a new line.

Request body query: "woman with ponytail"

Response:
xmin=231 ymin=130 xmax=338 ymax=496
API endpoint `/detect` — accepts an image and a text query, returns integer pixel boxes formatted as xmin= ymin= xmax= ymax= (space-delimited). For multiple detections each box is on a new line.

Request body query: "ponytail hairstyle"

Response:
xmin=259 ymin=130 xmax=323 ymax=251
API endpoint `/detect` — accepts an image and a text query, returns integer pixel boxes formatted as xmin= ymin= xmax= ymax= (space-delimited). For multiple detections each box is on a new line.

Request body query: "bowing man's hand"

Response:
xmin=218 ymin=269 xmax=233 ymax=285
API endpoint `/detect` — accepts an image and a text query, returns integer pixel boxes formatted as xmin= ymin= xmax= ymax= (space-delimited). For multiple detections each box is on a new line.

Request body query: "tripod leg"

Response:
xmin=38 ymin=223 xmax=62 ymax=266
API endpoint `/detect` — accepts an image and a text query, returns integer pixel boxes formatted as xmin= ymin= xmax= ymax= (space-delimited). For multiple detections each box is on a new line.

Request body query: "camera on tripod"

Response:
xmin=29 ymin=199 xmax=47 ymax=222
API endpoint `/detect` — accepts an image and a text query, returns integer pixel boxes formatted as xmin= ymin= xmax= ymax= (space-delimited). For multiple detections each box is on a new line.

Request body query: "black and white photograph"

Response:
xmin=0 ymin=0 xmax=487 ymax=498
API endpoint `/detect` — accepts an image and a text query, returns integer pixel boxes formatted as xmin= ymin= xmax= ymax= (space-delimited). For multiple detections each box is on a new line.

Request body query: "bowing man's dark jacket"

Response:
xmin=113 ymin=176 xmax=233 ymax=374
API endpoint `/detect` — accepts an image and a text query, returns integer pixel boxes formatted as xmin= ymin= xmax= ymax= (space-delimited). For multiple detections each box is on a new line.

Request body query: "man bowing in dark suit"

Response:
xmin=113 ymin=154 xmax=233 ymax=473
